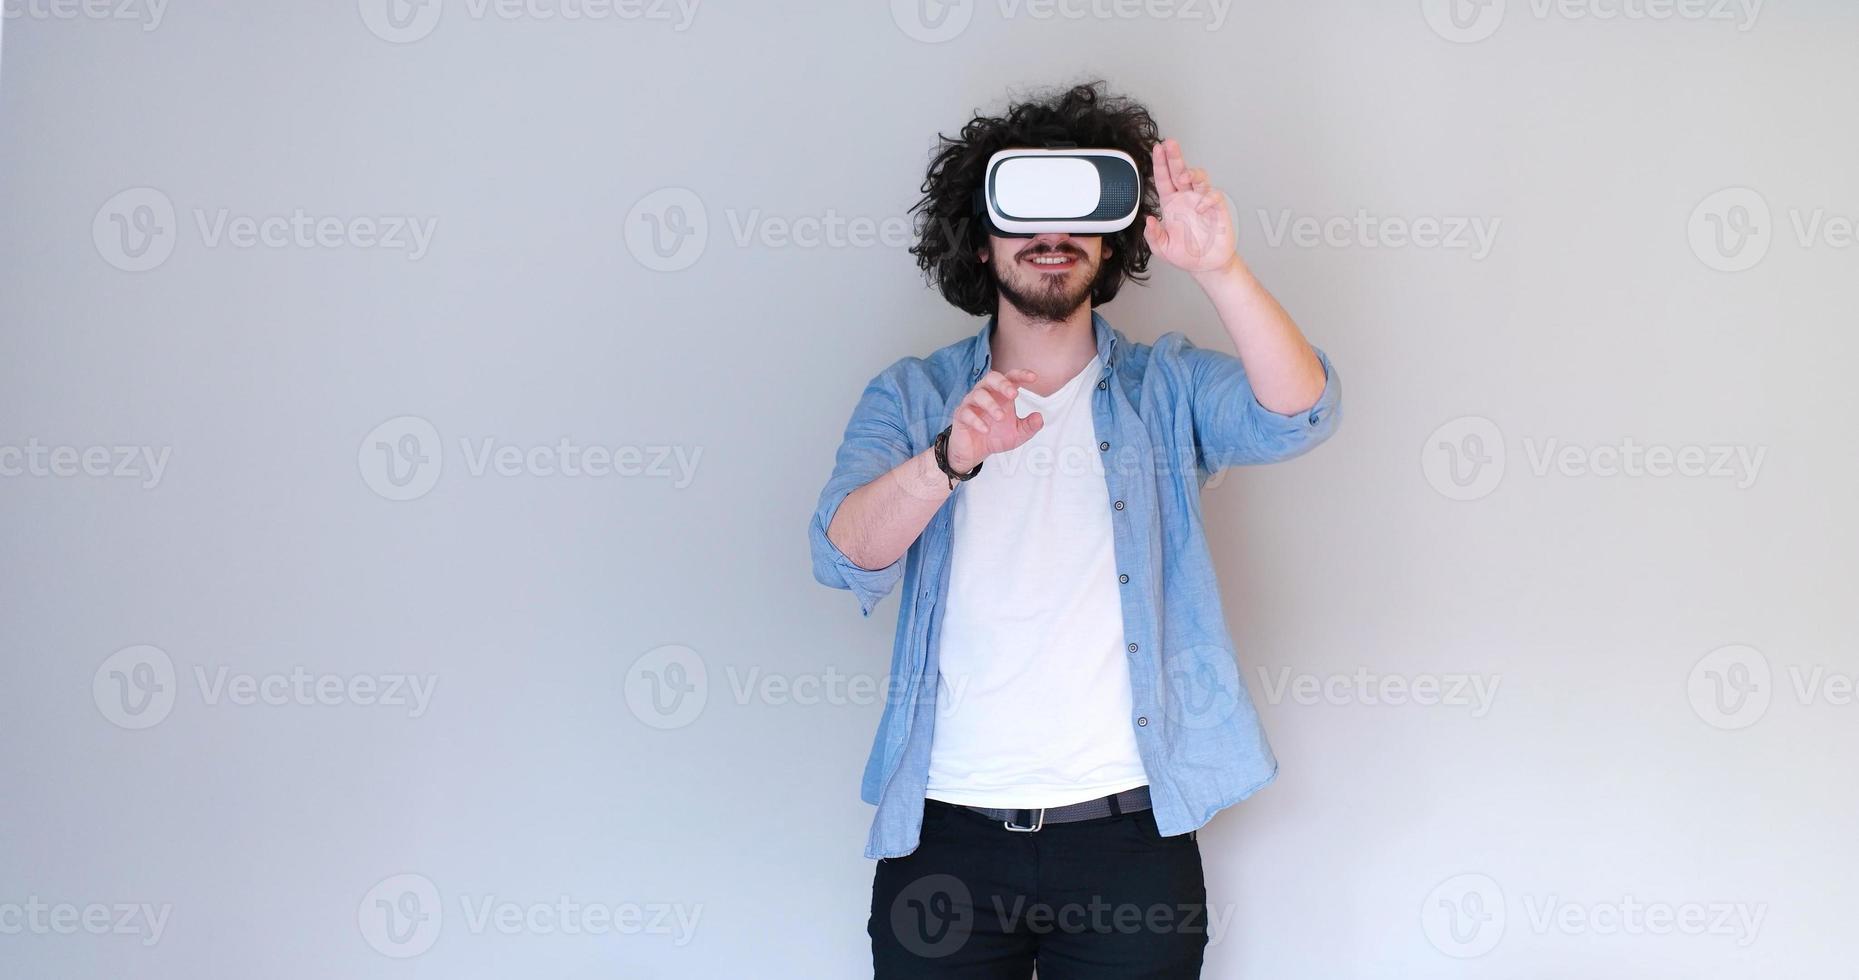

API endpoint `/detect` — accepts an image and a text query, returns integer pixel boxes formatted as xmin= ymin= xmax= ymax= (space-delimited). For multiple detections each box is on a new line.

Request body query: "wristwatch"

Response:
xmin=933 ymin=426 xmax=983 ymax=490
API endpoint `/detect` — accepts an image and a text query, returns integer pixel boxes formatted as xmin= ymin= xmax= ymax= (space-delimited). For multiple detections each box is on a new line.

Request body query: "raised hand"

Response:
xmin=1143 ymin=138 xmax=1237 ymax=274
xmin=946 ymin=369 xmax=1043 ymax=473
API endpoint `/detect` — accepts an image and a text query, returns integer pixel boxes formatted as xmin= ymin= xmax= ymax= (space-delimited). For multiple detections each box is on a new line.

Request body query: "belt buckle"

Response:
xmin=1003 ymin=808 xmax=1045 ymax=832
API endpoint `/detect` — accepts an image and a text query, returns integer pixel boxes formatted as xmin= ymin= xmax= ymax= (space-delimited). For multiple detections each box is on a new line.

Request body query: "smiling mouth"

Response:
xmin=1022 ymin=251 xmax=1080 ymax=272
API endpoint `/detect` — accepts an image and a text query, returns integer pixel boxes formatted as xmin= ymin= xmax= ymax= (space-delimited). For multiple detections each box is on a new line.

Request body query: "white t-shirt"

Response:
xmin=925 ymin=355 xmax=1150 ymax=809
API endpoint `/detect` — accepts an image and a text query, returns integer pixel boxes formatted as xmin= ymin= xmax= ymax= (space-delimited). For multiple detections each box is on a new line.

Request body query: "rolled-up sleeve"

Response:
xmin=1165 ymin=332 xmax=1341 ymax=472
xmin=809 ymin=364 xmax=916 ymax=616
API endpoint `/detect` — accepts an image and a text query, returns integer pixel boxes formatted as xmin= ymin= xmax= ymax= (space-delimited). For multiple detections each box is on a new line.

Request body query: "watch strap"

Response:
xmin=934 ymin=426 xmax=983 ymax=489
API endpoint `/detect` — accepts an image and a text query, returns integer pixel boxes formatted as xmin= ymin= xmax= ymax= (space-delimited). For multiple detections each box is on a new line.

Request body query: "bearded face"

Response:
xmin=983 ymin=234 xmax=1107 ymax=322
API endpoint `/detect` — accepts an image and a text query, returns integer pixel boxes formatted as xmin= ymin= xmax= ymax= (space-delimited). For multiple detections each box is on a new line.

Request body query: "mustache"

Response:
xmin=1018 ymin=243 xmax=1086 ymax=260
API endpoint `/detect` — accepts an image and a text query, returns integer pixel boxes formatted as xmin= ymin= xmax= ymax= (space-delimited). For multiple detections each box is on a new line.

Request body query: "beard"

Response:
xmin=992 ymin=243 xmax=1100 ymax=322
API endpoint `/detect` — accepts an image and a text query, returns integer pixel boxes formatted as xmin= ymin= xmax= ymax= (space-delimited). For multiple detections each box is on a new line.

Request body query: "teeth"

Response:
xmin=1031 ymin=256 xmax=1071 ymax=265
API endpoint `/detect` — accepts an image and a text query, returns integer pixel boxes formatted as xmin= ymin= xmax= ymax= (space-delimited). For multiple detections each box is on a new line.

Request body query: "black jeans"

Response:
xmin=870 ymin=798 xmax=1209 ymax=978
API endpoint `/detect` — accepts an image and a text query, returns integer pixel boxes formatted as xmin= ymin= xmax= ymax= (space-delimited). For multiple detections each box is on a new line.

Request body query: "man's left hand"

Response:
xmin=1143 ymin=138 xmax=1238 ymax=275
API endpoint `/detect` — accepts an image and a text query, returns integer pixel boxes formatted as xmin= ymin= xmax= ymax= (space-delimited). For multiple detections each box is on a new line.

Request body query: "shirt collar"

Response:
xmin=967 ymin=310 xmax=1119 ymax=383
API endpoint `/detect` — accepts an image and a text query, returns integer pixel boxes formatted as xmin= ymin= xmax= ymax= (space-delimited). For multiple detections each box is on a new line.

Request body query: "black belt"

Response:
xmin=953 ymin=785 xmax=1152 ymax=832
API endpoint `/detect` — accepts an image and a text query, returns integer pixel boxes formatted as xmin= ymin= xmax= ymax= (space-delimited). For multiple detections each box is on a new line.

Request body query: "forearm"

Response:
xmin=1191 ymin=256 xmax=1326 ymax=414
xmin=826 ymin=447 xmax=952 ymax=571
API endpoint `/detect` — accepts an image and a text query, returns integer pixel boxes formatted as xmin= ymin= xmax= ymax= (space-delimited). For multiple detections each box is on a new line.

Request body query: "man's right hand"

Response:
xmin=946 ymin=369 xmax=1044 ymax=474
xmin=824 ymin=368 xmax=1046 ymax=572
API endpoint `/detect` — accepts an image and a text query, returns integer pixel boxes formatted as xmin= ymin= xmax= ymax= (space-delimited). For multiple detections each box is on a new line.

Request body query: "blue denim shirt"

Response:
xmin=810 ymin=311 xmax=1340 ymax=859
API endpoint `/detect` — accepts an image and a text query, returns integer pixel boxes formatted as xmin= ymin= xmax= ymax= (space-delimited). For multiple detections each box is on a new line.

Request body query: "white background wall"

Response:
xmin=2 ymin=1 xmax=1854 ymax=976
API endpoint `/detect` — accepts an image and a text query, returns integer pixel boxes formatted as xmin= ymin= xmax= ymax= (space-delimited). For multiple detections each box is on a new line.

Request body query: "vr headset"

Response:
xmin=976 ymin=147 xmax=1142 ymax=238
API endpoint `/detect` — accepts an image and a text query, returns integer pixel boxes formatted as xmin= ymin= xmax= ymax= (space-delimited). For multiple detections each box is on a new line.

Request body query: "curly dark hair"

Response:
xmin=910 ymin=81 xmax=1163 ymax=317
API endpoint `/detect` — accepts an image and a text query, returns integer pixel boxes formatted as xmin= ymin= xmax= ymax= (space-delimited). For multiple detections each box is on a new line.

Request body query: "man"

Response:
xmin=808 ymin=83 xmax=1341 ymax=978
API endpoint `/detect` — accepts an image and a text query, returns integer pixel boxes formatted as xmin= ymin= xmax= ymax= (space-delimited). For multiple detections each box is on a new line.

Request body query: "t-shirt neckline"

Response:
xmin=1017 ymin=354 xmax=1101 ymax=409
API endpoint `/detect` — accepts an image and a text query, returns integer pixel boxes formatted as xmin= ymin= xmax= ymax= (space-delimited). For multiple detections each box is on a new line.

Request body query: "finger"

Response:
xmin=979 ymin=369 xmax=1019 ymax=398
xmin=1186 ymin=167 xmax=1210 ymax=192
xmin=1151 ymin=142 xmax=1171 ymax=198
xmin=977 ymin=372 xmax=1020 ymax=406
xmin=987 ymin=383 xmax=1022 ymax=420
xmin=968 ymin=387 xmax=1009 ymax=422
xmin=1018 ymin=411 xmax=1045 ymax=440
xmin=1144 ymin=214 xmax=1167 ymax=252
xmin=1003 ymin=368 xmax=1038 ymax=385
xmin=1194 ymin=189 xmax=1226 ymax=214
xmin=958 ymin=405 xmax=991 ymax=434
xmin=1165 ymin=139 xmax=1189 ymax=192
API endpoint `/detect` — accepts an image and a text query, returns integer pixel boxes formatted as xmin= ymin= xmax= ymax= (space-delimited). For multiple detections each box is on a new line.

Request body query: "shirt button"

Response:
xmin=1114 ymin=500 xmax=1125 ymax=511
xmin=1127 ymin=642 xmax=1138 ymax=653
xmin=1099 ymin=441 xmax=1109 ymax=451
xmin=1308 ymin=412 xmax=1321 ymax=425
xmin=1137 ymin=716 xmax=1149 ymax=727
xmin=1097 ymin=381 xmax=1107 ymax=390
xmin=1118 ymin=574 xmax=1129 ymax=584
